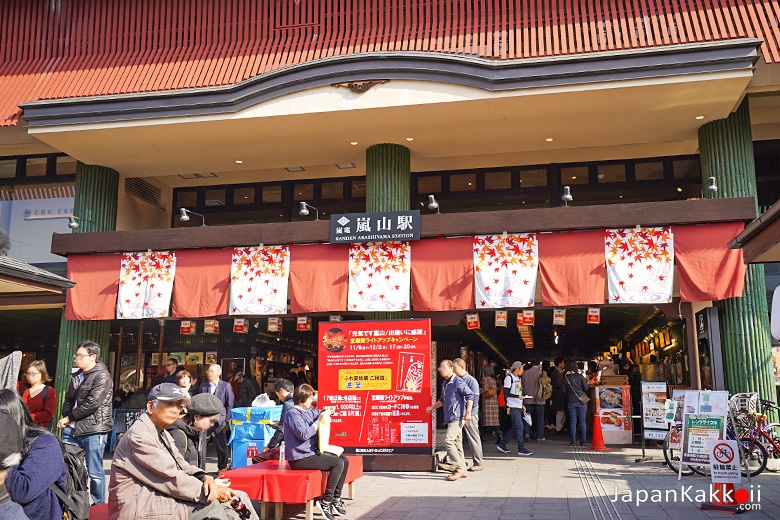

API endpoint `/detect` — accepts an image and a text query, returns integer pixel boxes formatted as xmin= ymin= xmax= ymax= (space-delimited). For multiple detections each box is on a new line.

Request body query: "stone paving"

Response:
xmin=105 ymin=435 xmax=780 ymax=519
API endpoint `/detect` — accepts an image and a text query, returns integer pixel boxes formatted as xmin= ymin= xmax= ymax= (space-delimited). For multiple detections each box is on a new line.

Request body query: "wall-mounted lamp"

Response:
xmin=707 ymin=176 xmax=718 ymax=195
xmin=562 ymin=186 xmax=573 ymax=207
xmin=427 ymin=194 xmax=440 ymax=214
xmin=67 ymin=216 xmax=96 ymax=230
xmin=299 ymin=202 xmax=319 ymax=220
xmin=179 ymin=208 xmax=206 ymax=226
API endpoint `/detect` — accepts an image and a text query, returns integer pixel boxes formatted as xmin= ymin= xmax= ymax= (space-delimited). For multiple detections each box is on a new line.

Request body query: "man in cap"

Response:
xmin=497 ymin=362 xmax=533 ymax=456
xmin=109 ymin=383 xmax=257 ymax=519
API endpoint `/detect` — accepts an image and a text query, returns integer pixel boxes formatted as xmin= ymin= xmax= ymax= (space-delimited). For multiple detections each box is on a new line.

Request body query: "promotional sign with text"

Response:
xmin=318 ymin=319 xmax=433 ymax=455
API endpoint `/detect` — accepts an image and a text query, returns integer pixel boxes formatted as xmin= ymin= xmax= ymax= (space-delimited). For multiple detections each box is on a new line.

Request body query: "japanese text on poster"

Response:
xmin=318 ymin=319 xmax=433 ymax=455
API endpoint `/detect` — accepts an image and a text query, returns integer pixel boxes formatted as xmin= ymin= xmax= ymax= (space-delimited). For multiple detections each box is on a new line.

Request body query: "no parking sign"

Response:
xmin=708 ymin=439 xmax=741 ymax=484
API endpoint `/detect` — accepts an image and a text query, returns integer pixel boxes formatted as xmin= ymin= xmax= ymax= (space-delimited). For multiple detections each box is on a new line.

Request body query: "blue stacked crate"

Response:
xmin=228 ymin=405 xmax=283 ymax=468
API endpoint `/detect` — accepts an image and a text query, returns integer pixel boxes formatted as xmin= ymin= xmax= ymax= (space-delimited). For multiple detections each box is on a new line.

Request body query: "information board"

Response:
xmin=641 ymin=381 xmax=669 ymax=440
xmin=682 ymin=416 xmax=725 ymax=465
xmin=318 ymin=319 xmax=433 ymax=455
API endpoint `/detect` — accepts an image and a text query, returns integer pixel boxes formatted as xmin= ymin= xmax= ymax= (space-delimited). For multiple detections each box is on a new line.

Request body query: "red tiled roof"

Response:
xmin=2 ymin=0 xmax=780 ymax=127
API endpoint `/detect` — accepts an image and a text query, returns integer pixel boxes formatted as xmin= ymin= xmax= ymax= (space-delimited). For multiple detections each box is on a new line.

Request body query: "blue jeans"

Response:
xmin=568 ymin=402 xmax=587 ymax=444
xmin=62 ymin=426 xmax=108 ymax=504
xmin=498 ymin=407 xmax=526 ymax=452
xmin=523 ymin=403 xmax=546 ymax=439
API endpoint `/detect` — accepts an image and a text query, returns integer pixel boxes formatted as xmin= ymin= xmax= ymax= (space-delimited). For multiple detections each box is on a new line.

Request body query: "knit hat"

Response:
xmin=188 ymin=393 xmax=223 ymax=416
xmin=0 ymin=410 xmax=23 ymax=469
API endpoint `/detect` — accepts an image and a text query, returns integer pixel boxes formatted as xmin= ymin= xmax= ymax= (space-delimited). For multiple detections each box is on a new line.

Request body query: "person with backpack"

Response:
xmin=521 ymin=361 xmax=550 ymax=441
xmin=165 ymin=392 xmax=224 ymax=469
xmin=21 ymin=360 xmax=56 ymax=429
xmin=1 ymin=389 xmax=67 ymax=520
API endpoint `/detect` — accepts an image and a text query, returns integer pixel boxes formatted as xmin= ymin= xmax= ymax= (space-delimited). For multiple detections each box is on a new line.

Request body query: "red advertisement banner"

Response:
xmin=318 ymin=319 xmax=433 ymax=455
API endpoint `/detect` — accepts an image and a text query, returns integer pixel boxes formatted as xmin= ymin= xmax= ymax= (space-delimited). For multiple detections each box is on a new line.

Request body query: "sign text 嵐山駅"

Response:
xmin=318 ymin=319 xmax=433 ymax=455
xmin=329 ymin=210 xmax=420 ymax=243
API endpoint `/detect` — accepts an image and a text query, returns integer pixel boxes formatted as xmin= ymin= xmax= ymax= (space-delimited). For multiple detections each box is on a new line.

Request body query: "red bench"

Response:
xmin=89 ymin=503 xmax=108 ymax=519
xmin=222 ymin=455 xmax=363 ymax=520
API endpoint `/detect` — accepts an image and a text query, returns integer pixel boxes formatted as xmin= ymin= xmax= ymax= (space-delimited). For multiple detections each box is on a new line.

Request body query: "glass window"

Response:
xmin=450 ymin=173 xmax=476 ymax=191
xmin=635 ymin=162 xmax=665 ymax=181
xmin=262 ymin=185 xmax=282 ymax=203
xmin=204 ymin=189 xmax=226 ymax=206
xmin=560 ymin=166 xmax=589 ymax=185
xmin=56 ymin=156 xmax=77 ymax=175
xmin=417 ymin=175 xmax=441 ymax=194
xmin=24 ymin=157 xmax=48 ymax=177
xmin=484 ymin=171 xmax=511 ymax=190
xmin=519 ymin=168 xmax=547 ymax=187
xmin=351 ymin=180 xmax=366 ymax=198
xmin=293 ymin=183 xmax=314 ymax=201
xmin=234 ymin=187 xmax=255 ymax=205
xmin=597 ymin=164 xmax=626 ymax=183
xmin=176 ymin=190 xmax=198 ymax=208
xmin=673 ymin=158 xmax=700 ymax=179
xmin=0 ymin=159 xmax=16 ymax=178
xmin=321 ymin=181 xmax=344 ymax=200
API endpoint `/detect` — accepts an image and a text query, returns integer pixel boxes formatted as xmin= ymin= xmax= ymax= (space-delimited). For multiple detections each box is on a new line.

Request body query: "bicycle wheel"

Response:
xmin=663 ymin=426 xmax=694 ymax=475
xmin=760 ymin=423 xmax=780 ymax=472
xmin=738 ymin=437 xmax=769 ymax=477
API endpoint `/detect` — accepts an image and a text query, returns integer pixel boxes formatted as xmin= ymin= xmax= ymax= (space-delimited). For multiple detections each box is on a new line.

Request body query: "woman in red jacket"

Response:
xmin=21 ymin=360 xmax=56 ymax=429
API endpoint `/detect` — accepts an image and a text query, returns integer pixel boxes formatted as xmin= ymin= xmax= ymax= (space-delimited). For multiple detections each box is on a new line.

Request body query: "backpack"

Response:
xmin=535 ymin=372 xmax=553 ymax=401
xmin=50 ymin=438 xmax=90 ymax=520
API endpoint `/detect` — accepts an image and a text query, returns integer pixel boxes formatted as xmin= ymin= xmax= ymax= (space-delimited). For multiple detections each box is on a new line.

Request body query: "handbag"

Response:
xmin=481 ymin=381 xmax=496 ymax=399
xmin=565 ymin=374 xmax=590 ymax=404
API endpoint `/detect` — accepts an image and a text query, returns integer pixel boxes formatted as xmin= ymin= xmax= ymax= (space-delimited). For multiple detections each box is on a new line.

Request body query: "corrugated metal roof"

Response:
xmin=1 ymin=0 xmax=779 ymax=127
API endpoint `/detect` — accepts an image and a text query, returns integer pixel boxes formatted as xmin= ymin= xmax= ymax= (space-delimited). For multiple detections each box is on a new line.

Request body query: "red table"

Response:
xmin=221 ymin=455 xmax=363 ymax=520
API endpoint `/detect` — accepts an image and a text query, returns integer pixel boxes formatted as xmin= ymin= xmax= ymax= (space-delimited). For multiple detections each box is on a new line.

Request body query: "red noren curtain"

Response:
xmin=538 ymin=230 xmax=606 ymax=306
xmin=289 ymin=243 xmax=349 ymax=313
xmin=65 ymin=254 xmax=120 ymax=320
xmin=411 ymin=237 xmax=474 ymax=311
xmin=171 ymin=248 xmax=232 ymax=318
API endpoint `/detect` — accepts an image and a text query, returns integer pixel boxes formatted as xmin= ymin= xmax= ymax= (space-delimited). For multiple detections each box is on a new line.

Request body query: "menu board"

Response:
xmin=596 ymin=386 xmax=632 ymax=444
xmin=318 ymin=319 xmax=433 ymax=455
xmin=641 ymin=381 xmax=668 ymax=439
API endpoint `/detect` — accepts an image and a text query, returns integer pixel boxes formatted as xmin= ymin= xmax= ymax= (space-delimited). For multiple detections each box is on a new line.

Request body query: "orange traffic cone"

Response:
xmin=588 ymin=412 xmax=612 ymax=451
xmin=701 ymin=483 xmax=743 ymax=514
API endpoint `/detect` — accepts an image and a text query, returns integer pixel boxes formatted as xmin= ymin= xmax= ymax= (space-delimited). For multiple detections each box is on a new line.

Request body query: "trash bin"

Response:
xmin=228 ymin=406 xmax=282 ymax=468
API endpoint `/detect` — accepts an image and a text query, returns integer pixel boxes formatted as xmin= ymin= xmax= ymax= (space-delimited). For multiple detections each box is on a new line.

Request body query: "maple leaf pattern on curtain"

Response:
xmin=473 ymin=234 xmax=538 ymax=309
xmin=348 ymin=241 xmax=410 ymax=312
xmin=229 ymin=246 xmax=290 ymax=315
xmin=604 ymin=227 xmax=674 ymax=304
xmin=117 ymin=251 xmax=176 ymax=318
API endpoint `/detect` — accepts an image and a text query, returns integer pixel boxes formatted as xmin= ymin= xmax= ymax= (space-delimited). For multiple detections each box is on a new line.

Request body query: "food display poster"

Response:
xmin=318 ymin=319 xmax=433 ymax=455
xmin=596 ymin=386 xmax=632 ymax=444
xmin=641 ymin=381 xmax=669 ymax=438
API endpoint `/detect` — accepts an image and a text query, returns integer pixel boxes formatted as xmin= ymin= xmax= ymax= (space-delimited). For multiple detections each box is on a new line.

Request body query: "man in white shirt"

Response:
xmin=497 ymin=361 xmax=533 ymax=456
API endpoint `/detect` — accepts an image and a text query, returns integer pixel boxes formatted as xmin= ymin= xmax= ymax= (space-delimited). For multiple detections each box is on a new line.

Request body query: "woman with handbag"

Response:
xmin=479 ymin=365 xmax=502 ymax=444
xmin=563 ymin=361 xmax=590 ymax=446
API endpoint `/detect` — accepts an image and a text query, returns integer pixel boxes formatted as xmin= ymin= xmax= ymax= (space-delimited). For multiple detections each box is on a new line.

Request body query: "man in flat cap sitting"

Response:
xmin=108 ymin=383 xmax=257 ymax=520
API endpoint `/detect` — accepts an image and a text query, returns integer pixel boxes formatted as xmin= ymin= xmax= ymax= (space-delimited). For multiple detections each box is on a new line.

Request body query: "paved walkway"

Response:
xmin=105 ymin=435 xmax=780 ymax=519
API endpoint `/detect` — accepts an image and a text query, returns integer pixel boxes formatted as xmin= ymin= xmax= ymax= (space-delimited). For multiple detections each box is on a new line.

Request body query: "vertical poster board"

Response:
xmin=679 ymin=390 xmax=729 ymax=470
xmin=595 ymin=386 xmax=632 ymax=444
xmin=641 ymin=381 xmax=669 ymax=440
xmin=318 ymin=319 xmax=433 ymax=455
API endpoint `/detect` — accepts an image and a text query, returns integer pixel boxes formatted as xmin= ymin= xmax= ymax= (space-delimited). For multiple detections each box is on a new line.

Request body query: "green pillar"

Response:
xmin=365 ymin=144 xmax=411 ymax=319
xmin=698 ymin=98 xmax=774 ymax=405
xmin=54 ymin=163 xmax=119 ymax=425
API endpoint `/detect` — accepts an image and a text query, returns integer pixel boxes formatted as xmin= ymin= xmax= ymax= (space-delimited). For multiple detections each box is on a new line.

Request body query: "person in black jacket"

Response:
xmin=549 ymin=356 xmax=567 ymax=435
xmin=57 ymin=340 xmax=114 ymax=505
xmin=563 ymin=360 xmax=589 ymax=446
xmin=263 ymin=378 xmax=294 ymax=452
xmin=166 ymin=392 xmax=223 ymax=470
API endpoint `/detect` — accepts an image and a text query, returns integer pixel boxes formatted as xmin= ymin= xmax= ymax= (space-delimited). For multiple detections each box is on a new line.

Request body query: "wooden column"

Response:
xmin=114 ymin=326 xmax=124 ymax=390
xmin=157 ymin=320 xmax=166 ymax=380
xmin=135 ymin=321 xmax=145 ymax=390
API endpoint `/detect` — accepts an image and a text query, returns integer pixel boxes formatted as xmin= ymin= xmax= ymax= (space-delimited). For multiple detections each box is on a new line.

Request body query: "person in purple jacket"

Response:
xmin=1 ymin=389 xmax=66 ymax=520
xmin=283 ymin=384 xmax=349 ymax=520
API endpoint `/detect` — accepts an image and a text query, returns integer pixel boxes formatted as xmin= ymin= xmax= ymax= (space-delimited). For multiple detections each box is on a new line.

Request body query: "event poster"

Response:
xmin=597 ymin=386 xmax=631 ymax=431
xmin=318 ymin=319 xmax=433 ymax=455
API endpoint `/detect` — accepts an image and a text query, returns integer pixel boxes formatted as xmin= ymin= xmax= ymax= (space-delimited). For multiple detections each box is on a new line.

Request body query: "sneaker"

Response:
xmin=331 ymin=500 xmax=347 ymax=517
xmin=469 ymin=465 xmax=483 ymax=471
xmin=316 ymin=500 xmax=337 ymax=520
xmin=517 ymin=449 xmax=533 ymax=456
xmin=496 ymin=444 xmax=510 ymax=453
xmin=446 ymin=469 xmax=468 ymax=481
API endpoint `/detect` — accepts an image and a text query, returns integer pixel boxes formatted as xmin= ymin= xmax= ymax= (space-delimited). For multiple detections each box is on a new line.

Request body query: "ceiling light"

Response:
xmin=235 ymin=160 xmax=243 ymax=164
xmin=545 ymin=137 xmax=554 ymax=142
xmin=677 ymin=187 xmax=683 ymax=192
xmin=619 ymin=195 xmax=624 ymax=199
xmin=467 ymin=182 xmax=472 ymax=186
xmin=571 ymin=176 xmax=577 ymax=180
xmin=285 ymin=166 xmax=305 ymax=172
xmin=178 ymin=208 xmax=206 ymax=226
xmin=695 ymin=115 xmax=705 ymax=120
xmin=562 ymin=186 xmax=573 ymax=207
xmin=597 ymin=174 xmax=605 ymax=180
xmin=336 ymin=163 xmax=356 ymax=169
xmin=350 ymin=141 xmax=358 ymax=146
xmin=406 ymin=137 xmax=414 ymax=141
xmin=299 ymin=201 xmax=319 ymax=220
xmin=427 ymin=194 xmax=440 ymax=214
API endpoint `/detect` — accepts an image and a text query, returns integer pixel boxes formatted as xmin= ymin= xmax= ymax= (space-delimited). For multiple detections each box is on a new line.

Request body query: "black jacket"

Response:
xmin=549 ymin=366 xmax=566 ymax=411
xmin=166 ymin=419 xmax=206 ymax=470
xmin=563 ymin=372 xmax=590 ymax=404
xmin=62 ymin=361 xmax=114 ymax=436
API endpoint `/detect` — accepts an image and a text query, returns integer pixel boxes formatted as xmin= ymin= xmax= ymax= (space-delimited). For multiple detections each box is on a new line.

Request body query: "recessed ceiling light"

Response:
xmin=467 ymin=182 xmax=472 ymax=186
xmin=406 ymin=137 xmax=414 ymax=141
xmin=545 ymin=137 xmax=554 ymax=142
xmin=285 ymin=166 xmax=305 ymax=172
xmin=336 ymin=163 xmax=356 ymax=169
xmin=350 ymin=141 xmax=358 ymax=146
xmin=695 ymin=115 xmax=705 ymax=120
xmin=243 ymin=196 xmax=249 ymax=199
xmin=235 ymin=160 xmax=243 ymax=164
xmin=619 ymin=195 xmax=624 ymax=199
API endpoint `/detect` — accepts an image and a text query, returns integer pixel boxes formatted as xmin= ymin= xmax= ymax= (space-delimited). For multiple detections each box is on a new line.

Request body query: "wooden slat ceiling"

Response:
xmin=2 ymin=0 xmax=780 ymax=127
